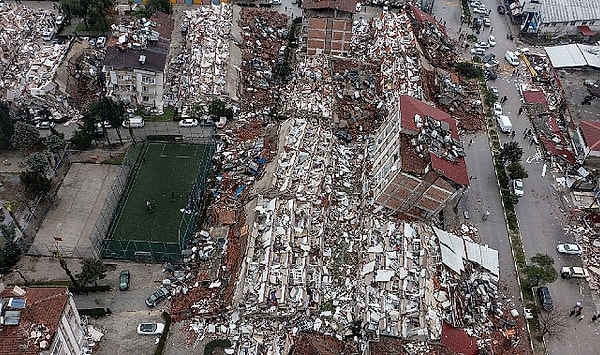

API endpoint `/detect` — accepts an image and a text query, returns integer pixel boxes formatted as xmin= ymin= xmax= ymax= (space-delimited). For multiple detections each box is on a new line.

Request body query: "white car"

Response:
xmin=493 ymin=102 xmax=503 ymax=116
xmin=483 ymin=17 xmax=491 ymax=27
xmin=215 ymin=117 xmax=227 ymax=128
xmin=178 ymin=118 xmax=199 ymax=128
xmin=556 ymin=243 xmax=583 ymax=255
xmin=489 ymin=86 xmax=499 ymax=94
xmin=96 ymin=36 xmax=106 ymax=47
xmin=484 ymin=59 xmax=500 ymax=69
xmin=511 ymin=179 xmax=524 ymax=197
xmin=488 ymin=35 xmax=496 ymax=46
xmin=137 ymin=323 xmax=165 ymax=335
xmin=475 ymin=41 xmax=490 ymax=49
xmin=36 ymin=121 xmax=56 ymax=130
xmin=470 ymin=47 xmax=485 ymax=55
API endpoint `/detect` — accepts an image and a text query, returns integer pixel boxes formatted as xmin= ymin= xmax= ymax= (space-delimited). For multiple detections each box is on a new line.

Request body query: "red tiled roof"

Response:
xmin=578 ymin=25 xmax=595 ymax=36
xmin=0 ymin=287 xmax=69 ymax=354
xmin=302 ymin=0 xmax=357 ymax=14
xmin=523 ymin=90 xmax=547 ymax=105
xmin=400 ymin=95 xmax=469 ymax=186
xmin=409 ymin=5 xmax=447 ymax=36
xmin=441 ymin=322 xmax=478 ymax=355
xmin=580 ymin=120 xmax=600 ymax=151
xmin=292 ymin=332 xmax=355 ymax=355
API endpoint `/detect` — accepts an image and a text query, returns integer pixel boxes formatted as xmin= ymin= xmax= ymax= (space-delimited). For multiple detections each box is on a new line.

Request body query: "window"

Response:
xmin=141 ymin=75 xmax=155 ymax=84
xmin=550 ymin=22 xmax=557 ymax=27
xmin=591 ymin=21 xmax=596 ymax=25
xmin=142 ymin=86 xmax=148 ymax=92
xmin=142 ymin=96 xmax=149 ymax=102
xmin=570 ymin=21 xmax=576 ymax=26
xmin=582 ymin=21 xmax=588 ymax=25
xmin=50 ymin=338 xmax=63 ymax=355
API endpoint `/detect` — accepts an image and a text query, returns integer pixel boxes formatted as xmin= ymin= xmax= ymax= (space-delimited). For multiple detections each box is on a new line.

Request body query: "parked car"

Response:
xmin=119 ymin=270 xmax=130 ymax=291
xmin=145 ymin=287 xmax=170 ymax=307
xmin=493 ymin=102 xmax=503 ymax=116
xmin=484 ymin=59 xmax=500 ymax=69
xmin=41 ymin=29 xmax=56 ymax=41
xmin=122 ymin=117 xmax=145 ymax=128
xmin=505 ymin=50 xmax=520 ymax=66
xmin=483 ymin=17 xmax=491 ymax=27
xmin=36 ymin=121 xmax=56 ymax=130
xmin=488 ymin=35 xmax=496 ymax=46
xmin=489 ymin=86 xmax=499 ymax=94
xmin=470 ymin=47 xmax=485 ymax=55
xmin=482 ymin=52 xmax=495 ymax=63
xmin=137 ymin=322 xmax=165 ymax=335
xmin=178 ymin=118 xmax=199 ymax=128
xmin=556 ymin=243 xmax=582 ymax=255
xmin=537 ymin=286 xmax=554 ymax=311
xmin=497 ymin=5 xmax=506 ymax=14
xmin=511 ymin=179 xmax=524 ymax=197
xmin=475 ymin=41 xmax=490 ymax=49
xmin=484 ymin=68 xmax=497 ymax=80
xmin=560 ymin=266 xmax=589 ymax=279
xmin=215 ymin=117 xmax=227 ymax=129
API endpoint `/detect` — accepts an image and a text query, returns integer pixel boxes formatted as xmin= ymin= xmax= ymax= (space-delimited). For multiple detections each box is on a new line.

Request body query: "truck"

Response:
xmin=496 ymin=115 xmax=512 ymax=133
xmin=560 ymin=266 xmax=589 ymax=279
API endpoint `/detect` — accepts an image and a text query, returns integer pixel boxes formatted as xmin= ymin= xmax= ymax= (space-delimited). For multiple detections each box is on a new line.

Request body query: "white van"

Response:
xmin=505 ymin=51 xmax=520 ymax=66
xmin=122 ymin=116 xmax=145 ymax=128
xmin=496 ymin=115 xmax=512 ymax=133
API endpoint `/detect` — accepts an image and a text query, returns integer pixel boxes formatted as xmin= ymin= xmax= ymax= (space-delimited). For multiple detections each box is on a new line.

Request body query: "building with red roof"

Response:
xmin=0 ymin=286 xmax=86 ymax=355
xmin=578 ymin=120 xmax=600 ymax=166
xmin=371 ymin=95 xmax=469 ymax=219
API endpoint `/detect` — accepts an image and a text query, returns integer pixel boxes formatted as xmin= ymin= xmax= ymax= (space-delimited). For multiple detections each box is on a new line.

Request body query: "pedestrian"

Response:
xmin=579 ymin=314 xmax=585 ymax=321
xmin=469 ymin=138 xmax=473 ymax=146
xmin=592 ymin=314 xmax=598 ymax=321
xmin=171 ymin=192 xmax=176 ymax=202
xmin=570 ymin=309 xmax=577 ymax=316
xmin=575 ymin=301 xmax=582 ymax=309
xmin=490 ymin=26 xmax=493 ymax=33
xmin=518 ymin=107 xmax=523 ymax=115
xmin=523 ymin=128 xmax=528 ymax=135
xmin=529 ymin=138 xmax=534 ymax=147
xmin=507 ymin=33 xmax=510 ymax=39
xmin=511 ymin=131 xmax=516 ymax=139
xmin=503 ymin=95 xmax=508 ymax=103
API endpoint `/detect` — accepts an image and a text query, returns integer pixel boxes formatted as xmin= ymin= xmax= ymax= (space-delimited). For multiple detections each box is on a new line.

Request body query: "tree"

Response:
xmin=143 ymin=0 xmax=172 ymax=17
xmin=76 ymin=258 xmax=107 ymax=286
xmin=523 ymin=253 xmax=558 ymax=289
xmin=26 ymin=152 xmax=50 ymax=176
xmin=10 ymin=121 xmax=40 ymax=151
xmin=538 ymin=303 xmax=567 ymax=341
xmin=70 ymin=129 xmax=93 ymax=150
xmin=46 ymin=134 xmax=66 ymax=154
xmin=19 ymin=170 xmax=52 ymax=199
xmin=501 ymin=141 xmax=523 ymax=163
xmin=208 ymin=98 xmax=233 ymax=120
xmin=60 ymin=0 xmax=113 ymax=29
xmin=455 ymin=62 xmax=484 ymax=80
xmin=0 ymin=225 xmax=21 ymax=274
xmin=89 ymin=98 xmax=126 ymax=144
xmin=506 ymin=161 xmax=529 ymax=180
xmin=0 ymin=101 xmax=14 ymax=149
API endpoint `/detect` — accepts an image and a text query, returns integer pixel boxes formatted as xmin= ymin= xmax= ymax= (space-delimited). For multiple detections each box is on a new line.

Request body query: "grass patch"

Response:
xmin=143 ymin=107 xmax=177 ymax=122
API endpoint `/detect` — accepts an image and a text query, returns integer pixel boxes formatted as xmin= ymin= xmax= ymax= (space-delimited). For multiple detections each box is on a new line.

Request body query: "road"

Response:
xmin=434 ymin=0 xmax=600 ymax=353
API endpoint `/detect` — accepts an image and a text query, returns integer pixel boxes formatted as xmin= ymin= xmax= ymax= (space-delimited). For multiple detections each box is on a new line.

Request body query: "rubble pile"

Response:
xmin=238 ymin=8 xmax=291 ymax=110
xmin=410 ymin=17 xmax=455 ymax=70
xmin=0 ymin=3 xmax=74 ymax=115
xmin=566 ymin=221 xmax=600 ymax=291
xmin=65 ymin=41 xmax=106 ymax=106
xmin=165 ymin=4 xmax=233 ymax=108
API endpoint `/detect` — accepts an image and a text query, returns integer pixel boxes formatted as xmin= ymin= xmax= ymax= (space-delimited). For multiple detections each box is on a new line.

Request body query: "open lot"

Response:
xmin=29 ymin=163 xmax=120 ymax=258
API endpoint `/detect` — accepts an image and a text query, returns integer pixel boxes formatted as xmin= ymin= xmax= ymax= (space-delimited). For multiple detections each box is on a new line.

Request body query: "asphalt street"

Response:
xmin=434 ymin=0 xmax=600 ymax=353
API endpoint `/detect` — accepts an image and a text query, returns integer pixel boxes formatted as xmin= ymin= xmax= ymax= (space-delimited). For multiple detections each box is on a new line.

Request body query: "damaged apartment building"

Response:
xmin=371 ymin=95 xmax=469 ymax=219
xmin=302 ymin=0 xmax=357 ymax=56
xmin=103 ymin=12 xmax=174 ymax=113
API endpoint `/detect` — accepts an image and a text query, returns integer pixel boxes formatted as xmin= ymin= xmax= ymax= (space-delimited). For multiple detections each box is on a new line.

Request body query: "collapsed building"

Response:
xmin=302 ymin=0 xmax=357 ymax=56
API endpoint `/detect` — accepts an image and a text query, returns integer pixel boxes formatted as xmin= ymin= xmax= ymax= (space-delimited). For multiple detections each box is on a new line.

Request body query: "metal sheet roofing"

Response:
xmin=541 ymin=0 xmax=600 ymax=23
xmin=545 ymin=44 xmax=600 ymax=68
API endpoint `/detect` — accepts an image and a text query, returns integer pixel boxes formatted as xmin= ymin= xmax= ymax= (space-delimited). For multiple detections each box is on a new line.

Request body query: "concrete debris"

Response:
xmin=566 ymin=213 xmax=600 ymax=291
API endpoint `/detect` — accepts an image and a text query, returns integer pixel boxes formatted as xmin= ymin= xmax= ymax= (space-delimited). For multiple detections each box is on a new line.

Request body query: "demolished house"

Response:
xmin=371 ymin=95 xmax=469 ymax=219
xmin=103 ymin=12 xmax=174 ymax=113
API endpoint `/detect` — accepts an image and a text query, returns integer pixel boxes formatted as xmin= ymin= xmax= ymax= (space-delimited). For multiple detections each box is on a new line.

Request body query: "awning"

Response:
xmin=578 ymin=26 xmax=595 ymax=36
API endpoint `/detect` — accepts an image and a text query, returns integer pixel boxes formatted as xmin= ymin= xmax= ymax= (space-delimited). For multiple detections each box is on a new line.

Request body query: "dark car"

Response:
xmin=146 ymin=287 xmax=170 ymax=307
xmin=484 ymin=68 xmax=498 ymax=80
xmin=119 ymin=270 xmax=130 ymax=291
xmin=482 ymin=53 xmax=496 ymax=63
xmin=497 ymin=5 xmax=506 ymax=14
xmin=537 ymin=286 xmax=554 ymax=311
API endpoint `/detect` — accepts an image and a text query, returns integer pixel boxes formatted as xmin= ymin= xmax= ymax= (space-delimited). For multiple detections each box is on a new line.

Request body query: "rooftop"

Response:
xmin=302 ymin=0 xmax=357 ymax=14
xmin=541 ymin=0 xmax=600 ymax=23
xmin=399 ymin=95 xmax=469 ymax=186
xmin=0 ymin=287 xmax=69 ymax=354
xmin=580 ymin=120 xmax=600 ymax=151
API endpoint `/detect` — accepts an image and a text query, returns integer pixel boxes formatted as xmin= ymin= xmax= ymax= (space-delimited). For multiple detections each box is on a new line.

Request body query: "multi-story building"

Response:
xmin=520 ymin=0 xmax=600 ymax=37
xmin=103 ymin=11 xmax=174 ymax=112
xmin=302 ymin=0 xmax=357 ymax=56
xmin=371 ymin=95 xmax=469 ymax=219
xmin=0 ymin=286 xmax=87 ymax=355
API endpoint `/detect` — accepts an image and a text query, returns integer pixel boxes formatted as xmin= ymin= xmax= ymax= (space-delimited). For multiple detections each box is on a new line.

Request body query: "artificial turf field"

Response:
xmin=109 ymin=142 xmax=210 ymax=245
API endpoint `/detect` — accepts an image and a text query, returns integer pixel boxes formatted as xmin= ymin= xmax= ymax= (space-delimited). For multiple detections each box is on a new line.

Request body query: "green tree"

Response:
xmin=208 ymin=98 xmax=233 ymax=120
xmin=19 ymin=171 xmax=52 ymax=199
xmin=501 ymin=141 xmax=523 ymax=163
xmin=46 ymin=134 xmax=66 ymax=154
xmin=0 ymin=101 xmax=14 ymax=149
xmin=10 ymin=121 xmax=40 ymax=151
xmin=76 ymin=258 xmax=107 ymax=286
xmin=455 ymin=62 xmax=483 ymax=80
xmin=60 ymin=0 xmax=112 ymax=29
xmin=26 ymin=152 xmax=50 ymax=176
xmin=70 ymin=129 xmax=93 ymax=150
xmin=143 ymin=0 xmax=172 ymax=17
xmin=88 ymin=98 xmax=126 ymax=144
xmin=506 ymin=161 xmax=529 ymax=180
xmin=523 ymin=253 xmax=558 ymax=289
xmin=0 ymin=225 xmax=21 ymax=274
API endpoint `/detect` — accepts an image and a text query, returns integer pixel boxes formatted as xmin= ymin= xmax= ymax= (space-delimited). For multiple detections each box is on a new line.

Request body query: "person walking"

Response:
xmin=592 ymin=314 xmax=598 ymax=322
xmin=579 ymin=314 xmax=585 ymax=321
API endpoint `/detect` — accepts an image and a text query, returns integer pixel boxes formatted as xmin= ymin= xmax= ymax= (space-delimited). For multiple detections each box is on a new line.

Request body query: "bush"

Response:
xmin=79 ymin=308 xmax=112 ymax=317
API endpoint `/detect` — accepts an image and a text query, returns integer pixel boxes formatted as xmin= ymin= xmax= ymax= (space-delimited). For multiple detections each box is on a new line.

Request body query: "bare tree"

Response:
xmin=538 ymin=304 xmax=568 ymax=342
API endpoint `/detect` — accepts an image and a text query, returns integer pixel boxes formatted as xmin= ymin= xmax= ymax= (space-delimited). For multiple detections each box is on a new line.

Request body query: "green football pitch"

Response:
xmin=110 ymin=142 xmax=210 ymax=243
